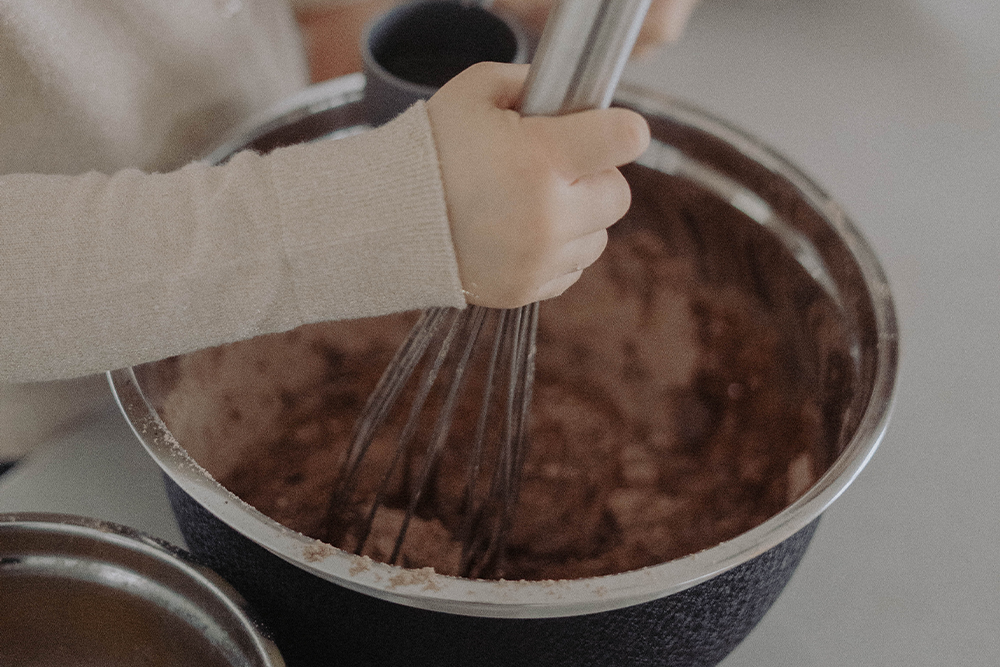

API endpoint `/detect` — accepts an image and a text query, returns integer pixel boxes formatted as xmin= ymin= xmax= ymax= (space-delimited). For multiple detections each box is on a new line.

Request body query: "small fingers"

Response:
xmin=535 ymin=167 xmax=631 ymax=244
xmin=535 ymin=228 xmax=606 ymax=301
xmin=430 ymin=61 xmax=644 ymax=310
xmin=566 ymin=167 xmax=632 ymax=237
xmin=524 ymin=108 xmax=650 ymax=179
xmin=530 ymin=229 xmax=608 ymax=303
xmin=558 ymin=229 xmax=609 ymax=277
xmin=435 ymin=61 xmax=531 ymax=111
xmin=536 ymin=270 xmax=583 ymax=302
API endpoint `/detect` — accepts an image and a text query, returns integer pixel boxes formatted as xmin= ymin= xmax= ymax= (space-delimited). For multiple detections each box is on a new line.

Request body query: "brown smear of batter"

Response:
xmin=147 ymin=165 xmax=857 ymax=581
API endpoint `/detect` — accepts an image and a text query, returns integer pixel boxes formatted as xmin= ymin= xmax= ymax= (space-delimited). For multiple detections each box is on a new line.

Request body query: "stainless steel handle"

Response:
xmin=521 ymin=0 xmax=653 ymax=116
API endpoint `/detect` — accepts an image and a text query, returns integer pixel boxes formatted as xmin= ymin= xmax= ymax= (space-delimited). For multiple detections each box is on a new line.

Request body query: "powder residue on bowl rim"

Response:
xmin=303 ymin=541 xmax=338 ymax=563
xmin=388 ymin=567 xmax=441 ymax=591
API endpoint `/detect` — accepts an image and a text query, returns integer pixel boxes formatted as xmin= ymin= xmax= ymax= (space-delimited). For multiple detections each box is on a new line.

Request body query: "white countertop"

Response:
xmin=2 ymin=0 xmax=998 ymax=664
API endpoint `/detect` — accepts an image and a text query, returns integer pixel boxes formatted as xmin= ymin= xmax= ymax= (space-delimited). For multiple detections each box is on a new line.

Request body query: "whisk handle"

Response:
xmin=520 ymin=0 xmax=653 ymax=116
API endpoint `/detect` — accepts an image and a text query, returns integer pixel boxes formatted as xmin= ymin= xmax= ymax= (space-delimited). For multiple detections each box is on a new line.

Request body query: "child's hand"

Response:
xmin=496 ymin=0 xmax=700 ymax=55
xmin=426 ymin=62 xmax=650 ymax=309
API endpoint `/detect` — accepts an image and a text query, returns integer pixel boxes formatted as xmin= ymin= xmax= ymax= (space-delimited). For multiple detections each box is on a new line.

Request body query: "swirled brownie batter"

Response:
xmin=152 ymin=166 xmax=856 ymax=581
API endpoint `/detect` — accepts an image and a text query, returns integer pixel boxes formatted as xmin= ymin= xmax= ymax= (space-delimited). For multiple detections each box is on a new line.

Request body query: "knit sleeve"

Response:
xmin=0 ymin=101 xmax=465 ymax=383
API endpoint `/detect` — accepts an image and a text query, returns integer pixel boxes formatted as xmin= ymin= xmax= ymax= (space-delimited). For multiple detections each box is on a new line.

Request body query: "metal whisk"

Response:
xmin=324 ymin=0 xmax=653 ymax=579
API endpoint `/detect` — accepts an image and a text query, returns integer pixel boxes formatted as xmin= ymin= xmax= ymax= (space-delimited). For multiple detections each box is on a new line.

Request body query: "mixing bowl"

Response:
xmin=0 ymin=513 xmax=284 ymax=667
xmin=109 ymin=73 xmax=897 ymax=666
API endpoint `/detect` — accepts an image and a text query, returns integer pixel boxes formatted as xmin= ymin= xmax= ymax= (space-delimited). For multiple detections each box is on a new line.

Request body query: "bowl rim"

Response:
xmin=0 ymin=512 xmax=285 ymax=665
xmin=108 ymin=75 xmax=899 ymax=619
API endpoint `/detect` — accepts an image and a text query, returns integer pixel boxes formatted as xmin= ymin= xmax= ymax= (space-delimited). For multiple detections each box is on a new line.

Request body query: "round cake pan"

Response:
xmin=108 ymin=73 xmax=898 ymax=666
xmin=0 ymin=513 xmax=284 ymax=667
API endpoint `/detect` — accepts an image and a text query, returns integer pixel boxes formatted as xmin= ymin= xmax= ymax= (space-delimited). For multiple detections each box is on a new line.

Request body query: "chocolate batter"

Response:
xmin=149 ymin=165 xmax=856 ymax=581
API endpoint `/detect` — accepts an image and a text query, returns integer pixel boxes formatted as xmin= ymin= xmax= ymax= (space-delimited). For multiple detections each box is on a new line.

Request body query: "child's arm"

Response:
xmin=0 ymin=103 xmax=461 ymax=383
xmin=0 ymin=66 xmax=647 ymax=383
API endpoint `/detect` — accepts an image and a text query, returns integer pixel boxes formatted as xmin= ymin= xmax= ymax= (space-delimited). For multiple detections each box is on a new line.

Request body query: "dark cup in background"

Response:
xmin=361 ymin=0 xmax=531 ymax=126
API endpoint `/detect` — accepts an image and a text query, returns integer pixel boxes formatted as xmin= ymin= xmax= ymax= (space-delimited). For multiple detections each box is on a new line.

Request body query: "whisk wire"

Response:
xmin=351 ymin=307 xmax=467 ymax=555
xmin=459 ymin=303 xmax=539 ymax=577
xmin=455 ymin=307 xmax=506 ymax=571
xmin=389 ymin=305 xmax=490 ymax=563
xmin=512 ymin=302 xmax=539 ymax=494
xmin=335 ymin=307 xmax=449 ymax=495
xmin=324 ymin=308 xmax=451 ymax=547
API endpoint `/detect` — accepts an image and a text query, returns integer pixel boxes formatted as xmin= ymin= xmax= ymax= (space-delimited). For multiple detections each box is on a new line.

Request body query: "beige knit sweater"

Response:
xmin=0 ymin=0 xmax=465 ymax=456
